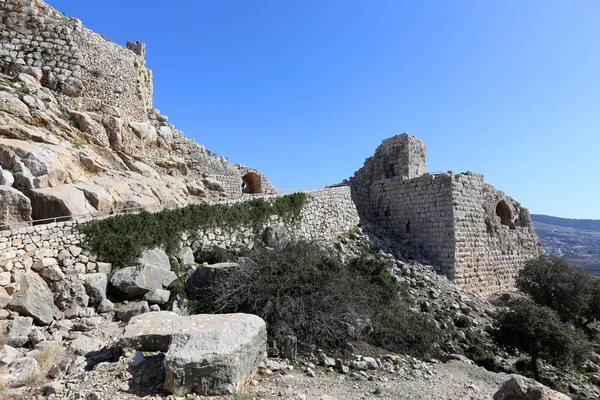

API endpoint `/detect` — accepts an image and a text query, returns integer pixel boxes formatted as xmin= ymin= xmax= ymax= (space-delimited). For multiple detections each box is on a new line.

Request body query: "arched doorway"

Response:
xmin=242 ymin=172 xmax=262 ymax=194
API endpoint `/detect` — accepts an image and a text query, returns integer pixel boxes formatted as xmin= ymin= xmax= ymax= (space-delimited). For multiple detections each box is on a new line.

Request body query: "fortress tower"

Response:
xmin=351 ymin=134 xmax=543 ymax=294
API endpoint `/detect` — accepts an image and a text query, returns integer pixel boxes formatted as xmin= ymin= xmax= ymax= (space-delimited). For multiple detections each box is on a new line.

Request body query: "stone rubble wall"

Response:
xmin=451 ymin=173 xmax=544 ymax=295
xmin=0 ymin=0 xmax=152 ymax=120
xmin=0 ymin=187 xmax=360 ymax=292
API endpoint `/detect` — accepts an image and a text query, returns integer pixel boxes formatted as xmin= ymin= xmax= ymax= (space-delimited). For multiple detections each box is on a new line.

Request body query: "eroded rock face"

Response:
xmin=7 ymin=271 xmax=58 ymax=325
xmin=120 ymin=311 xmax=267 ymax=396
xmin=0 ymin=186 xmax=32 ymax=227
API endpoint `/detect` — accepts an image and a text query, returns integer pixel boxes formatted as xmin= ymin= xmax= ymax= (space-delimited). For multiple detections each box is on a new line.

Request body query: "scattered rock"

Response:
xmin=8 ymin=316 xmax=33 ymax=347
xmin=8 ymin=271 xmax=58 ymax=325
xmin=493 ymin=375 xmax=571 ymax=400
xmin=115 ymin=301 xmax=150 ymax=322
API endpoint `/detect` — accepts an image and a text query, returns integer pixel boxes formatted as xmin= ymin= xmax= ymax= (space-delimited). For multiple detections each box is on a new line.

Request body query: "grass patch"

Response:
xmin=79 ymin=193 xmax=307 ymax=268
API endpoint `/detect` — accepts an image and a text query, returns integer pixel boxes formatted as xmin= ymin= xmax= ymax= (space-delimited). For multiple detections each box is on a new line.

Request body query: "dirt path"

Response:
xmin=232 ymin=361 xmax=510 ymax=400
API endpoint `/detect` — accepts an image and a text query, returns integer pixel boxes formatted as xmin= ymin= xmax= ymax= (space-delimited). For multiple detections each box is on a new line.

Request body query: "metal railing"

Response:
xmin=0 ymin=185 xmax=330 ymax=231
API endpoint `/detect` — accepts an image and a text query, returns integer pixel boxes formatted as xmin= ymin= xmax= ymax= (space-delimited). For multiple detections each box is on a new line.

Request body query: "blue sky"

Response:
xmin=46 ymin=1 xmax=600 ymax=218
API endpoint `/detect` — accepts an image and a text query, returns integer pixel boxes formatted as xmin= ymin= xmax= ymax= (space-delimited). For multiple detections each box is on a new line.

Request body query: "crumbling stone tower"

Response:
xmin=351 ymin=133 xmax=544 ymax=294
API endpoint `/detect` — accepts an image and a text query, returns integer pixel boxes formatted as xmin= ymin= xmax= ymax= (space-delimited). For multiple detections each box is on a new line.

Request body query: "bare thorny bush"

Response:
xmin=201 ymin=240 xmax=440 ymax=357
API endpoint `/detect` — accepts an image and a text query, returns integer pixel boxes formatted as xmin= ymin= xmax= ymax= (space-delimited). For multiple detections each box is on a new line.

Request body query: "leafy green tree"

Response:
xmin=516 ymin=255 xmax=593 ymax=325
xmin=492 ymin=305 xmax=591 ymax=380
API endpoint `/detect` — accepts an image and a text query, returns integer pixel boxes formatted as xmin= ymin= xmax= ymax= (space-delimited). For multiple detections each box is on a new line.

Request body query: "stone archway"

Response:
xmin=495 ymin=200 xmax=513 ymax=227
xmin=242 ymin=172 xmax=262 ymax=194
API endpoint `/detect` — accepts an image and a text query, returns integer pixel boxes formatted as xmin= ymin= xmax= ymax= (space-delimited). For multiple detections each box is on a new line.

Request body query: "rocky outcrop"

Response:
xmin=0 ymin=0 xmax=277 ymax=227
xmin=121 ymin=311 xmax=267 ymax=396
xmin=0 ymin=186 xmax=32 ymax=227
xmin=494 ymin=376 xmax=571 ymax=400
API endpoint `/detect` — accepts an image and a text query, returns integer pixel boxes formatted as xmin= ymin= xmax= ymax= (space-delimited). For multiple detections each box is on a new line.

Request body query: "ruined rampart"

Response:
xmin=0 ymin=0 xmax=152 ymax=120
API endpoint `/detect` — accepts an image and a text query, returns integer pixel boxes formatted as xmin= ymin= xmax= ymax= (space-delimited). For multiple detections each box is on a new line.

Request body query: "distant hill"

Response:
xmin=531 ymin=214 xmax=600 ymax=277
xmin=531 ymin=214 xmax=600 ymax=232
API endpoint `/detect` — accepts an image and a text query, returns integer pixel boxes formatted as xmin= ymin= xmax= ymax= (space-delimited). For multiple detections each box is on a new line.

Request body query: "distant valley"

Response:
xmin=531 ymin=214 xmax=600 ymax=277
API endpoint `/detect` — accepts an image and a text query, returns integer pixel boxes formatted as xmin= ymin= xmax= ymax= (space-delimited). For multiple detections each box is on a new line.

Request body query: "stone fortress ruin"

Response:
xmin=0 ymin=0 xmax=544 ymax=296
xmin=350 ymin=134 xmax=544 ymax=293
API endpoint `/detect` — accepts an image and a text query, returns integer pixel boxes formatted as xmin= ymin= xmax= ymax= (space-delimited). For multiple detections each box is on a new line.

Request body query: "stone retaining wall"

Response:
xmin=0 ymin=187 xmax=360 ymax=284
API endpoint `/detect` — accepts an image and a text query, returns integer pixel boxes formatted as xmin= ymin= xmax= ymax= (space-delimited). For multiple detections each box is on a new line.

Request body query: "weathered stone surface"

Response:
xmin=177 ymin=247 xmax=195 ymax=265
xmin=83 ymin=273 xmax=108 ymax=306
xmin=111 ymin=265 xmax=177 ymax=297
xmin=0 ymin=287 xmax=11 ymax=308
xmin=69 ymin=335 xmax=106 ymax=356
xmin=493 ymin=375 xmax=571 ymax=400
xmin=8 ymin=271 xmax=58 ymax=325
xmin=8 ymin=316 xmax=33 ymax=347
xmin=120 ymin=311 xmax=267 ymax=396
xmin=185 ymin=262 xmax=238 ymax=300
xmin=0 ymin=166 xmax=14 ymax=187
xmin=96 ymin=299 xmax=114 ymax=313
xmin=0 ymin=186 xmax=32 ymax=226
xmin=261 ymin=224 xmax=290 ymax=248
xmin=41 ymin=265 xmax=65 ymax=281
xmin=60 ymin=77 xmax=85 ymax=96
xmin=115 ymin=301 xmax=150 ymax=322
xmin=143 ymin=289 xmax=171 ymax=305
xmin=138 ymin=248 xmax=171 ymax=270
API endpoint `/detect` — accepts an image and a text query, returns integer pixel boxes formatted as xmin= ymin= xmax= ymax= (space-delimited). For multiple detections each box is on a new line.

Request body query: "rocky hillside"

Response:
xmin=532 ymin=214 xmax=600 ymax=276
xmin=0 ymin=0 xmax=276 ymax=228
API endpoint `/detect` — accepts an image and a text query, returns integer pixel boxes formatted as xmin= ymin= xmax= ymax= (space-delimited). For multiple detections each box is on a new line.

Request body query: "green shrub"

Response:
xmin=516 ymin=255 xmax=592 ymax=325
xmin=492 ymin=304 xmax=592 ymax=381
xmin=205 ymin=240 xmax=440 ymax=357
xmin=79 ymin=193 xmax=307 ymax=268
xmin=195 ymin=246 xmax=231 ymax=264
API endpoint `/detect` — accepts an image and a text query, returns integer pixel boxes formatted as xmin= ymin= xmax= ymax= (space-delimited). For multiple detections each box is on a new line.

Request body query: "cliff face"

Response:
xmin=0 ymin=0 xmax=276 ymax=227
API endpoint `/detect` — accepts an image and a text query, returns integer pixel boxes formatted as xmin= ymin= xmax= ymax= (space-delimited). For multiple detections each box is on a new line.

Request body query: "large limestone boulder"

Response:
xmin=138 ymin=249 xmax=171 ymax=270
xmin=185 ymin=262 xmax=238 ymax=300
xmin=8 ymin=271 xmax=59 ymax=325
xmin=0 ymin=186 xmax=32 ymax=227
xmin=120 ymin=311 xmax=266 ymax=396
xmin=494 ymin=375 xmax=571 ymax=400
xmin=111 ymin=264 xmax=177 ymax=298
xmin=83 ymin=273 xmax=108 ymax=306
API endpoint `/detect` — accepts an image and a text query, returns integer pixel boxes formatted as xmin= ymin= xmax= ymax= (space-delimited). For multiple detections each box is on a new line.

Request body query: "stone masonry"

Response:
xmin=0 ymin=187 xmax=360 ymax=285
xmin=351 ymin=133 xmax=544 ymax=294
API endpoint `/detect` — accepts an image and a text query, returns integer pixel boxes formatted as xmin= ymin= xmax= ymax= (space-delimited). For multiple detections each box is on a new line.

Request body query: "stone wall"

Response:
xmin=451 ymin=173 xmax=543 ymax=293
xmin=351 ymin=133 xmax=544 ymax=295
xmin=0 ymin=0 xmax=152 ymax=120
xmin=352 ymin=173 xmax=456 ymax=274
xmin=0 ymin=187 xmax=360 ymax=283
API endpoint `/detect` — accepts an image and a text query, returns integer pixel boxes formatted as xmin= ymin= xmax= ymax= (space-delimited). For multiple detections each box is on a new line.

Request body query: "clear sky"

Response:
xmin=46 ymin=1 xmax=600 ymax=219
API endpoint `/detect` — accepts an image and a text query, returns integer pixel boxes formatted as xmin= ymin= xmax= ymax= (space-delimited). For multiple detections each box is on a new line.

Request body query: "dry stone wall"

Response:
xmin=351 ymin=133 xmax=544 ymax=295
xmin=0 ymin=187 xmax=360 ymax=290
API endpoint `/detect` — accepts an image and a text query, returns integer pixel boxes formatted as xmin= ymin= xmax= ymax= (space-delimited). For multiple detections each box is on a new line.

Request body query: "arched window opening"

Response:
xmin=495 ymin=200 xmax=513 ymax=227
xmin=242 ymin=172 xmax=262 ymax=194
xmin=405 ymin=220 xmax=411 ymax=234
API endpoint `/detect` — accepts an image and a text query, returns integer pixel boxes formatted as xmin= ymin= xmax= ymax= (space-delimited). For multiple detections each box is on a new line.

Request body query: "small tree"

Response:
xmin=516 ymin=255 xmax=592 ymax=325
xmin=492 ymin=304 xmax=591 ymax=381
